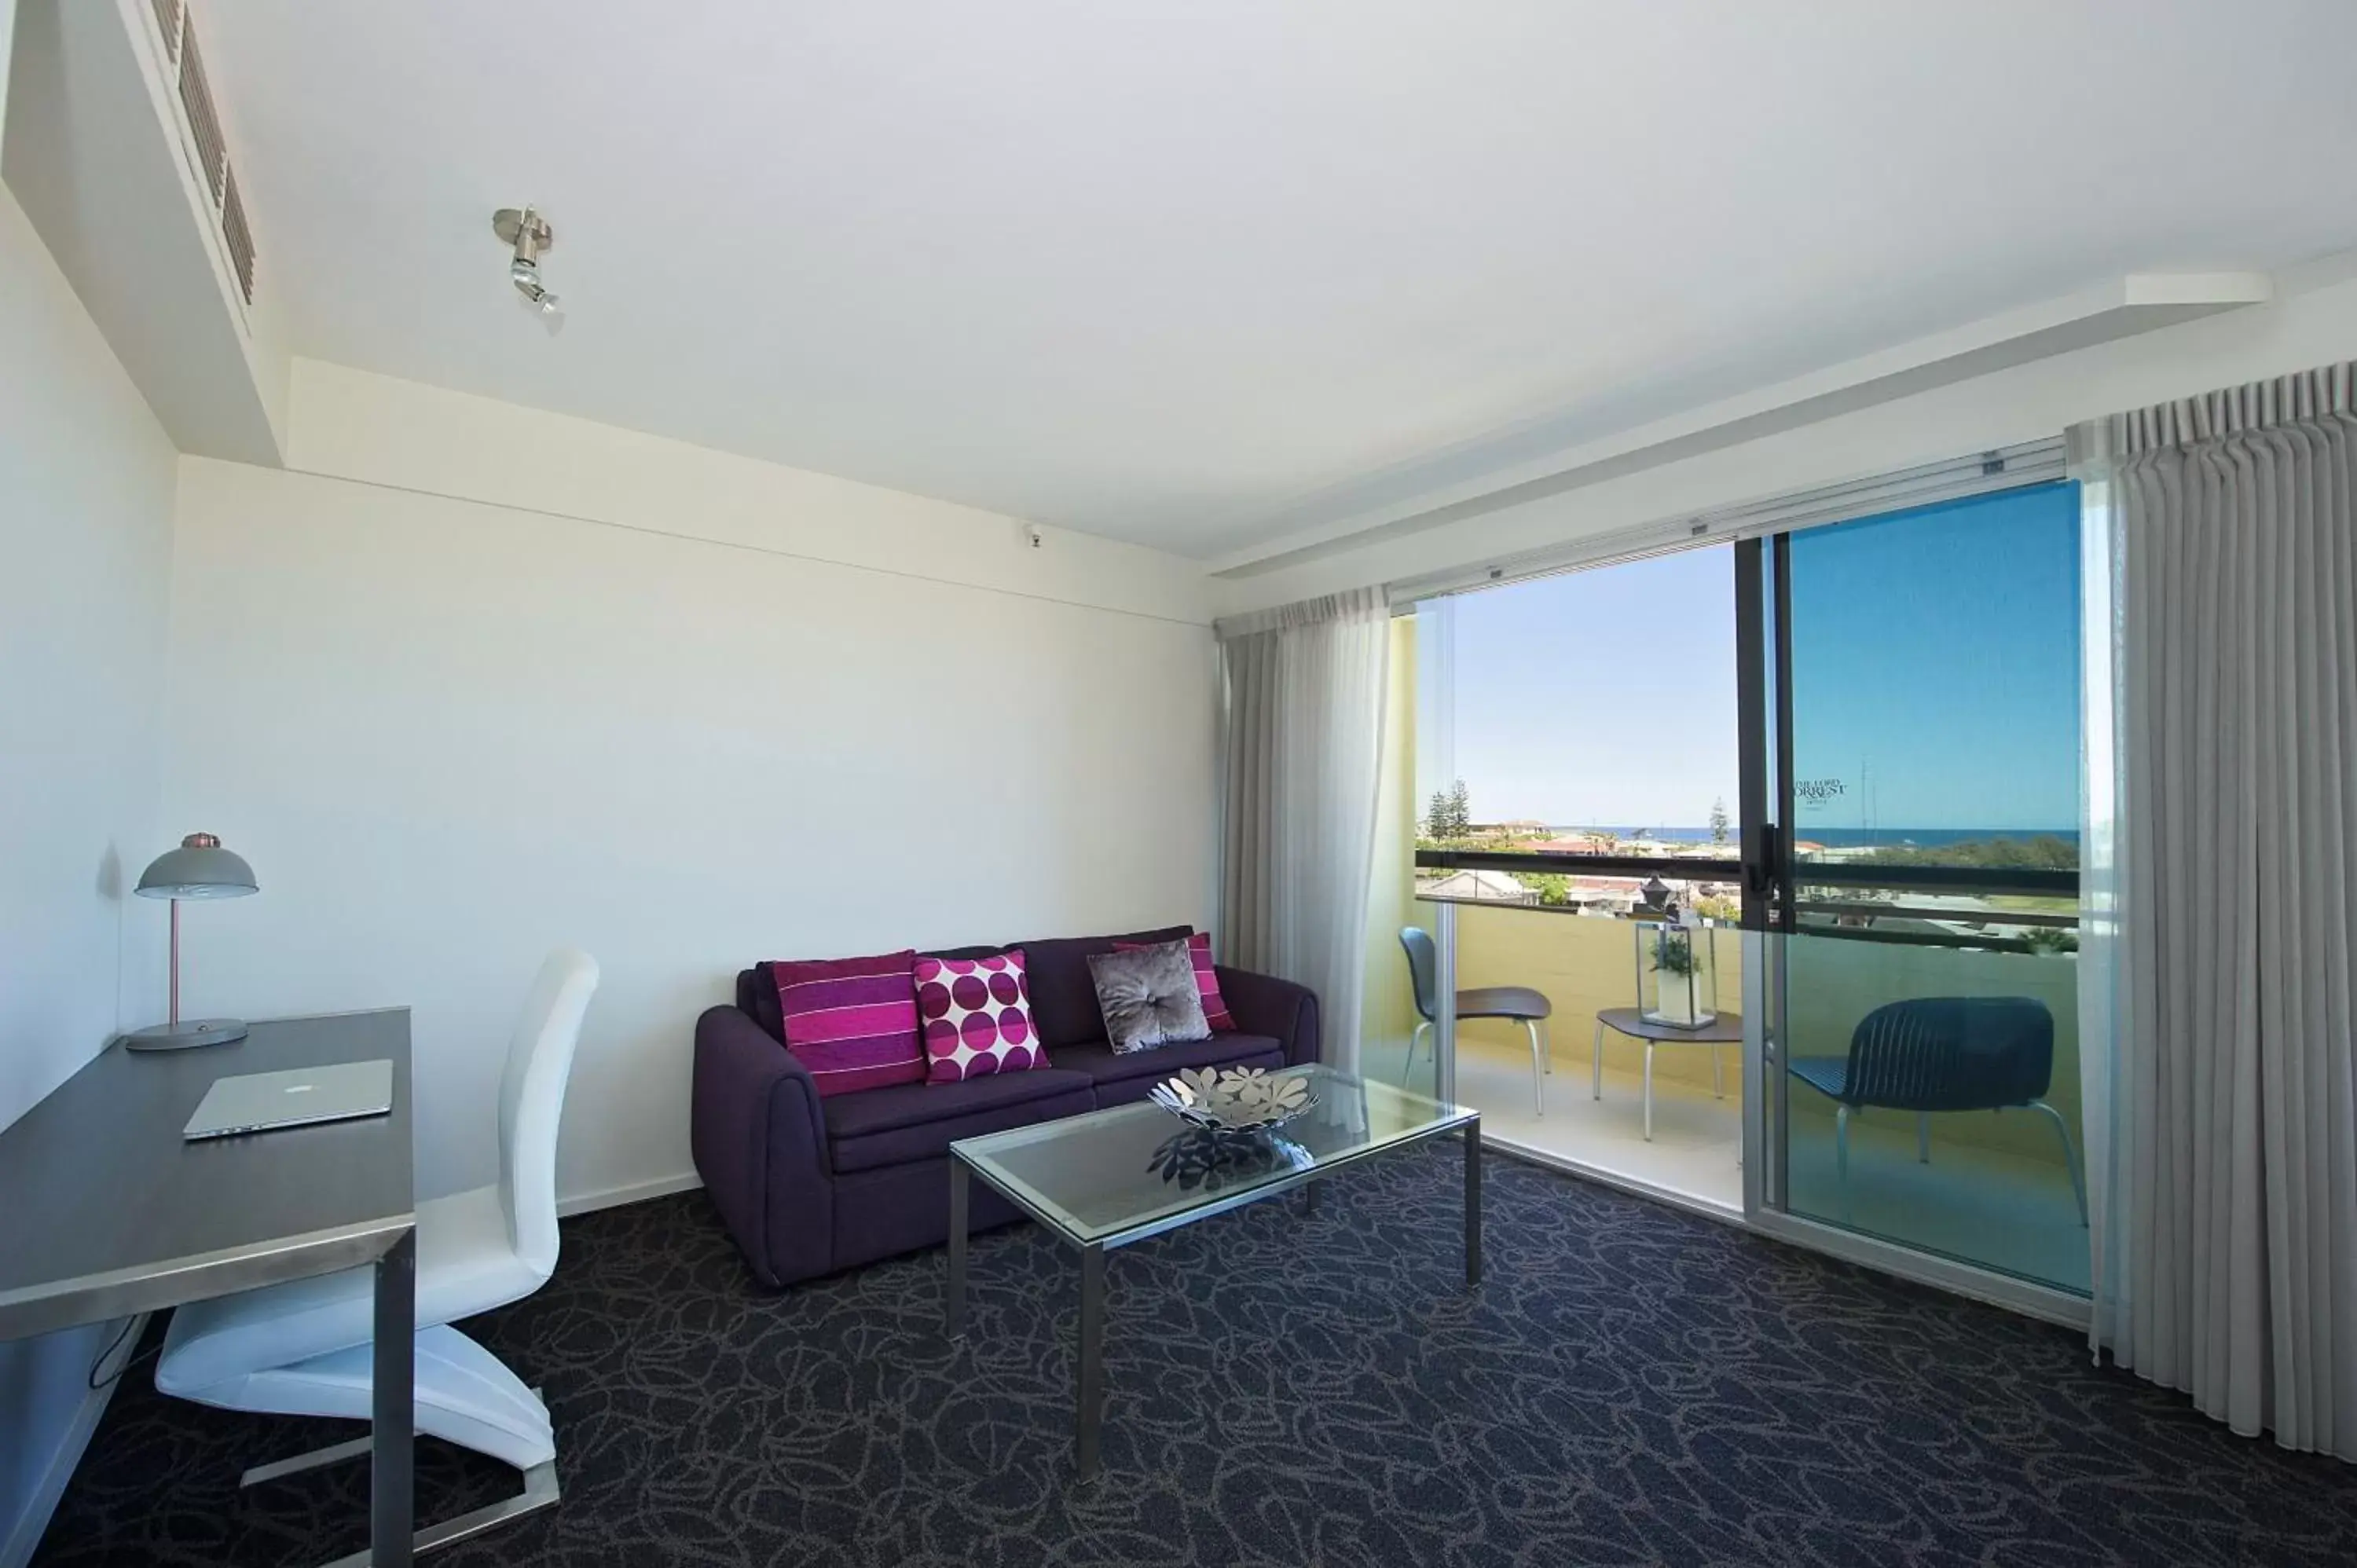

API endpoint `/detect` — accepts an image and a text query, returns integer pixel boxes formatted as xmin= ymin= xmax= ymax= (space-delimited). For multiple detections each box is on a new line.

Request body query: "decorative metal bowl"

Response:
xmin=1146 ymin=1066 xmax=1318 ymax=1134
xmin=1147 ymin=1125 xmax=1313 ymax=1191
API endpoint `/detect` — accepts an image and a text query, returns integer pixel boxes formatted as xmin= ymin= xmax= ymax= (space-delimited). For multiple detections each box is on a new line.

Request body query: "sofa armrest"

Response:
xmin=691 ymin=1006 xmax=834 ymax=1288
xmin=1216 ymin=966 xmax=1321 ymax=1068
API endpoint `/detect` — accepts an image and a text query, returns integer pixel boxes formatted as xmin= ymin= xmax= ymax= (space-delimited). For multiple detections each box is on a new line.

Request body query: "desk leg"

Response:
xmin=1076 ymin=1244 xmax=1106 ymax=1480
xmin=372 ymin=1228 xmax=416 ymax=1568
xmin=1464 ymin=1118 xmax=1483 ymax=1288
xmin=1592 ymin=1020 xmax=1605 ymax=1101
xmin=946 ymin=1160 xmax=969 ymax=1339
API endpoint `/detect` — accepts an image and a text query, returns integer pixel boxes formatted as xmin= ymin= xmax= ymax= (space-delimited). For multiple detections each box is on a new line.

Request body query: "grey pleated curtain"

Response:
xmin=2074 ymin=361 xmax=2357 ymax=1459
xmin=1216 ymin=588 xmax=1390 ymax=1074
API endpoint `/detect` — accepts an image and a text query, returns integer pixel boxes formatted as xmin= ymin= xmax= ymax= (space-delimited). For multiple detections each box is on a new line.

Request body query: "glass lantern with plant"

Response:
xmin=1638 ymin=914 xmax=1717 ymax=1028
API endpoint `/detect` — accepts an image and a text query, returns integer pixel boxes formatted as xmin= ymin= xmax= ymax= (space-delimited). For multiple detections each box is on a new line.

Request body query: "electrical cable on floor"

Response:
xmin=86 ymin=1315 xmax=156 ymax=1390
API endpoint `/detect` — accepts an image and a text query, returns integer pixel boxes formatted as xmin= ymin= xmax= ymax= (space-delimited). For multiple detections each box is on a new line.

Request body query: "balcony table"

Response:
xmin=1592 ymin=1006 xmax=1743 ymax=1141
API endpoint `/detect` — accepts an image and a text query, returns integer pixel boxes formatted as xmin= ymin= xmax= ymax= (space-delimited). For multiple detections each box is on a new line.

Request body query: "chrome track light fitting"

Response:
xmin=493 ymin=206 xmax=563 ymax=333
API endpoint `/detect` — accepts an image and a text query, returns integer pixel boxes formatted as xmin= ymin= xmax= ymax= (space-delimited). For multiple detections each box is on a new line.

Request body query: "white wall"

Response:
xmin=0 ymin=179 xmax=175 ymax=1565
xmin=164 ymin=368 xmax=1219 ymax=1211
xmin=288 ymin=361 xmax=1206 ymax=626
xmin=0 ymin=0 xmax=16 ymax=154
xmin=1218 ymin=257 xmax=2357 ymax=613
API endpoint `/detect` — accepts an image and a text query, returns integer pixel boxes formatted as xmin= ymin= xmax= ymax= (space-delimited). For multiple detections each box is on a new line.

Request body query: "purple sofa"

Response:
xmin=691 ymin=926 xmax=1320 ymax=1288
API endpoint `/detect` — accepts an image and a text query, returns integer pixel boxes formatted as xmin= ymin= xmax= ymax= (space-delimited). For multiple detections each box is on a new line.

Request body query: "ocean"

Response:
xmin=1559 ymin=826 xmax=2080 ymax=848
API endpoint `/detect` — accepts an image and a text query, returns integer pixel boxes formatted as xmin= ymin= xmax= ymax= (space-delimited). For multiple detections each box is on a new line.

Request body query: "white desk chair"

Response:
xmin=156 ymin=949 xmax=599 ymax=1563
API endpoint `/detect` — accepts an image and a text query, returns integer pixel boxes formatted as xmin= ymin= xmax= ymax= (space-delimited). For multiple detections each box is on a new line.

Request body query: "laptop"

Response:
xmin=183 ymin=1060 xmax=394 ymax=1141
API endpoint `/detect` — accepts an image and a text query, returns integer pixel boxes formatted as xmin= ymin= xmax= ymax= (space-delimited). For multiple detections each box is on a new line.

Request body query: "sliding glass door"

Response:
xmin=1760 ymin=482 xmax=2088 ymax=1292
xmin=1391 ymin=567 xmax=1747 ymax=1208
xmin=1379 ymin=455 xmax=2091 ymax=1300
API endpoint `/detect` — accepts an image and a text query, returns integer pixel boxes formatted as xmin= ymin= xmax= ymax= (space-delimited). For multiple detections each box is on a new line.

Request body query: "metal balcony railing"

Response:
xmin=1413 ymin=845 xmax=2079 ymax=954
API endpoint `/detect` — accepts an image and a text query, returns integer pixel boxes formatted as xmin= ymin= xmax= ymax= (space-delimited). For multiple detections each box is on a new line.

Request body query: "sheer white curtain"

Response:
xmin=2073 ymin=361 xmax=2357 ymax=1459
xmin=1216 ymin=588 xmax=1391 ymax=1073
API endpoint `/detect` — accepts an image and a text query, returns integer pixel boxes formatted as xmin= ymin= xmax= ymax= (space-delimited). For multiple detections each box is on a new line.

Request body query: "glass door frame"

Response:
xmin=1733 ymin=537 xmax=1780 ymax=1218
xmin=1406 ymin=494 xmax=2093 ymax=1329
xmin=1738 ymin=500 xmax=2091 ymax=1330
xmin=1407 ymin=567 xmax=1753 ymax=1213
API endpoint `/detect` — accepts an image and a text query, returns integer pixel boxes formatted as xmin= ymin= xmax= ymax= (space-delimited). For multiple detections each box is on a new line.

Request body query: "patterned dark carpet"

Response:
xmin=33 ymin=1143 xmax=2357 ymax=1566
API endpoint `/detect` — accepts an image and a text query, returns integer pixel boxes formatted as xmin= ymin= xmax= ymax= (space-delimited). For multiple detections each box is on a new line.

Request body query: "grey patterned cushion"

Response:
xmin=1087 ymin=939 xmax=1212 ymax=1055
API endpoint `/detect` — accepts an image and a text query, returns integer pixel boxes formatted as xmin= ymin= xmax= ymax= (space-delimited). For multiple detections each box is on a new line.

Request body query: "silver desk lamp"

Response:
xmin=126 ymin=832 xmax=258 ymax=1051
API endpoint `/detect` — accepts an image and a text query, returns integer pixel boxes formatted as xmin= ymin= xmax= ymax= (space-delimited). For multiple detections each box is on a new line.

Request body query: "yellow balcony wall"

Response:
xmin=1424 ymin=905 xmax=2079 ymax=1170
xmin=1781 ymin=936 xmax=2080 ymax=1169
xmin=1448 ymin=905 xmax=1743 ymax=1098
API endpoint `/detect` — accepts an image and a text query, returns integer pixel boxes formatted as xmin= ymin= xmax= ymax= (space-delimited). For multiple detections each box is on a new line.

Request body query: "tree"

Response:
xmin=1858 ymin=834 xmax=2078 ymax=872
xmin=1423 ymin=779 xmax=1472 ymax=841
xmin=1708 ymin=797 xmax=1731 ymax=847
xmin=1521 ymin=872 xmax=1573 ymax=907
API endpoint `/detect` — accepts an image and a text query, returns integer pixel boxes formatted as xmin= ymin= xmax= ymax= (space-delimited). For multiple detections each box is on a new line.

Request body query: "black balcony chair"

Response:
xmin=1398 ymin=926 xmax=1551 ymax=1116
xmin=1788 ymin=995 xmax=2086 ymax=1225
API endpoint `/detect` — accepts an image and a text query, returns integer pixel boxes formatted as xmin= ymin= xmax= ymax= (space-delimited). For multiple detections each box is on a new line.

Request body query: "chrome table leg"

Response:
xmin=1464 ymin=1118 xmax=1483 ymax=1288
xmin=1076 ymin=1244 xmax=1106 ymax=1479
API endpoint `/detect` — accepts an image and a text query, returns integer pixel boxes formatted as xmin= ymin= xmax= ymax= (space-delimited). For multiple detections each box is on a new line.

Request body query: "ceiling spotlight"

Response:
xmin=493 ymin=205 xmax=563 ymax=335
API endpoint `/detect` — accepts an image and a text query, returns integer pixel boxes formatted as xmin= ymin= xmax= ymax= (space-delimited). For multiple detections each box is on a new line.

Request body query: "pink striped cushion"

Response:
xmin=772 ymin=949 xmax=926 ymax=1097
xmin=1114 ymin=930 xmax=1235 ymax=1031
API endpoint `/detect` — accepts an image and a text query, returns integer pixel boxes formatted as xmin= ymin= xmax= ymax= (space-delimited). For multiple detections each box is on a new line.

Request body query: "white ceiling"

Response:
xmin=203 ymin=1 xmax=2357 ymax=560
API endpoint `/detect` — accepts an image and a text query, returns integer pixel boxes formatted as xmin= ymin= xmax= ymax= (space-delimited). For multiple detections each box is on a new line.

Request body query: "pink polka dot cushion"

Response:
xmin=915 ymin=949 xmax=1046 ymax=1083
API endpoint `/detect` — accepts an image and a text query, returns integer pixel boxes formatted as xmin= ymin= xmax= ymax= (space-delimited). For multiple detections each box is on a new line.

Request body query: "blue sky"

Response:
xmin=1787 ymin=482 xmax=2081 ymax=833
xmin=1438 ymin=482 xmax=2081 ymax=830
xmin=1447 ymin=547 xmax=1741 ymax=827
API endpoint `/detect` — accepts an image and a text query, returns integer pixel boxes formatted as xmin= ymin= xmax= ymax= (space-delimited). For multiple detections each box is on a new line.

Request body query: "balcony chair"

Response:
xmin=1398 ymin=925 xmax=1551 ymax=1115
xmin=155 ymin=948 xmax=600 ymax=1563
xmin=1787 ymin=995 xmax=2085 ymax=1225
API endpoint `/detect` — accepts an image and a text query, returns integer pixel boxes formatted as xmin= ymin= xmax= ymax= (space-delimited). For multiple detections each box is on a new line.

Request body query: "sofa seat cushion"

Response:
xmin=1052 ymin=1033 xmax=1287 ymax=1105
xmin=823 ymin=1068 xmax=1094 ymax=1174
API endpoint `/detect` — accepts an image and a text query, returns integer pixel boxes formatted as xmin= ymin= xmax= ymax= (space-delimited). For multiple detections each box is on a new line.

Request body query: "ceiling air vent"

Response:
xmin=148 ymin=4 xmax=260 ymax=315
xmin=176 ymin=20 xmax=228 ymax=203
xmin=151 ymin=0 xmax=182 ymax=59
xmin=222 ymin=170 xmax=256 ymax=304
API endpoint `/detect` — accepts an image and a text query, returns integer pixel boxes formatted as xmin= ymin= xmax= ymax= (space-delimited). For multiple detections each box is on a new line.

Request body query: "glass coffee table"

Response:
xmin=945 ymin=1063 xmax=1479 ymax=1478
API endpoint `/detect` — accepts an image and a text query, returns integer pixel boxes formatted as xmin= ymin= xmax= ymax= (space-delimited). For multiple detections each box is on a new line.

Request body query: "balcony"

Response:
xmin=1371 ymin=856 xmax=2090 ymax=1291
xmin=1779 ymin=907 xmax=2088 ymax=1291
xmin=1369 ymin=879 xmax=1749 ymax=1212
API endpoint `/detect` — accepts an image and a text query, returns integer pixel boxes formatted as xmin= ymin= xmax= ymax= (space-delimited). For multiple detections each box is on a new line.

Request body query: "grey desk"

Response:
xmin=0 ymin=1009 xmax=416 ymax=1566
